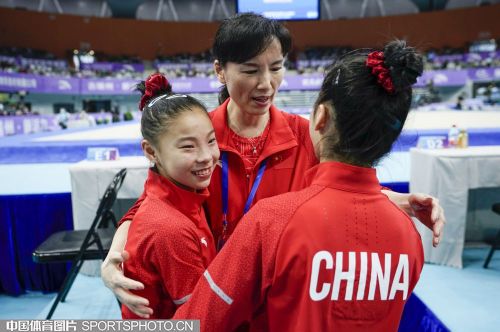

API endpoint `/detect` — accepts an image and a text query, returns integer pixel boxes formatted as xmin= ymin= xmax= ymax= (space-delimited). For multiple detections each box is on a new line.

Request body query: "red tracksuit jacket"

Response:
xmin=121 ymin=98 xmax=317 ymax=242
xmin=122 ymin=169 xmax=216 ymax=319
xmin=174 ymin=161 xmax=424 ymax=332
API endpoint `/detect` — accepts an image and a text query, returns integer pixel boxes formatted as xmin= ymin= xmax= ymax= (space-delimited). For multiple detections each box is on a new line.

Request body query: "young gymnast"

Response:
xmin=121 ymin=73 xmax=219 ymax=319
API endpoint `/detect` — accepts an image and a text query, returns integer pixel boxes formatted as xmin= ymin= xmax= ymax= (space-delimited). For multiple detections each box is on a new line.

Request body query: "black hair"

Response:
xmin=213 ymin=13 xmax=292 ymax=104
xmin=314 ymin=40 xmax=423 ymax=167
xmin=136 ymin=79 xmax=208 ymax=148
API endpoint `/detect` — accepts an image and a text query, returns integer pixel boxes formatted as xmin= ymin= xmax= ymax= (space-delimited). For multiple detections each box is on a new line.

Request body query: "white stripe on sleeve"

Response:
xmin=173 ymin=294 xmax=191 ymax=305
xmin=203 ymin=270 xmax=233 ymax=305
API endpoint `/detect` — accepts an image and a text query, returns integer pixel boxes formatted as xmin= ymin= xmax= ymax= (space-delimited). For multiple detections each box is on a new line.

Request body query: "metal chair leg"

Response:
xmin=46 ymin=258 xmax=82 ymax=319
xmin=484 ymin=229 xmax=500 ymax=269
xmin=483 ymin=246 xmax=495 ymax=269
xmin=60 ymin=259 xmax=84 ymax=302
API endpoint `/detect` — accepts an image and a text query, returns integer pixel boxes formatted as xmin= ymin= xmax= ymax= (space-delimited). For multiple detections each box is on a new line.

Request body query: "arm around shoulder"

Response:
xmin=101 ymin=220 xmax=153 ymax=318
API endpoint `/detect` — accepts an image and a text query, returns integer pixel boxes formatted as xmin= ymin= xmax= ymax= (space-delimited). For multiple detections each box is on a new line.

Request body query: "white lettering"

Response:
xmin=209 ymin=80 xmax=223 ymax=89
xmin=308 ymin=251 xmax=410 ymax=302
xmin=171 ymin=81 xmax=192 ymax=90
xmin=301 ymin=77 xmax=322 ymax=87
xmin=368 ymin=253 xmax=391 ymax=300
xmin=356 ymin=252 xmax=368 ymax=300
xmin=309 ymin=250 xmax=333 ymax=301
xmin=331 ymin=252 xmax=356 ymax=300
xmin=0 ymin=76 xmax=37 ymax=88
xmin=121 ymin=81 xmax=135 ymax=91
xmin=389 ymin=254 xmax=409 ymax=300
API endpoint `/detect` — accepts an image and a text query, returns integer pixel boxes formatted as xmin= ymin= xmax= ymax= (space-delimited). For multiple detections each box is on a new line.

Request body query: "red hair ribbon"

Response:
xmin=366 ymin=51 xmax=395 ymax=94
xmin=139 ymin=73 xmax=170 ymax=111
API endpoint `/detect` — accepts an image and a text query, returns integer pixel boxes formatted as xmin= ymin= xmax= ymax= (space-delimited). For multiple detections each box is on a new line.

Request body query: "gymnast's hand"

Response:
xmin=382 ymin=191 xmax=446 ymax=247
xmin=101 ymin=221 xmax=153 ymax=318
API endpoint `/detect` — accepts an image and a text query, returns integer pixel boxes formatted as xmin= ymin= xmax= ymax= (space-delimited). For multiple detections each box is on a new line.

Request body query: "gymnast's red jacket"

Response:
xmin=121 ymin=98 xmax=317 ymax=243
xmin=174 ymin=161 xmax=424 ymax=332
xmin=122 ymin=169 xmax=216 ymax=319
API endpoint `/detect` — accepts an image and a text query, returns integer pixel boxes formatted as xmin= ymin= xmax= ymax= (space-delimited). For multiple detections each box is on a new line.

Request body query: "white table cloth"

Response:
xmin=410 ymin=146 xmax=500 ymax=268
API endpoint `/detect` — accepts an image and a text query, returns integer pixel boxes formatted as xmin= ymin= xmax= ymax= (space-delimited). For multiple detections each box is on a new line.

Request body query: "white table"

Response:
xmin=69 ymin=156 xmax=149 ymax=274
xmin=410 ymin=146 xmax=500 ymax=268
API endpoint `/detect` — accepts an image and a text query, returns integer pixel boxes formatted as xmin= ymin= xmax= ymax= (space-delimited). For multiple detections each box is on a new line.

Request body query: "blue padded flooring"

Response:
xmin=0 ymin=121 xmax=143 ymax=164
xmin=1 ymin=120 xmax=500 ymax=164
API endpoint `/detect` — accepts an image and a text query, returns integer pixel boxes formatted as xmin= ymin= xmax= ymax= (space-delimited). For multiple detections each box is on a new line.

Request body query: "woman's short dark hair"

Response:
xmin=314 ymin=40 xmax=424 ymax=167
xmin=213 ymin=13 xmax=292 ymax=104
xmin=137 ymin=80 xmax=208 ymax=148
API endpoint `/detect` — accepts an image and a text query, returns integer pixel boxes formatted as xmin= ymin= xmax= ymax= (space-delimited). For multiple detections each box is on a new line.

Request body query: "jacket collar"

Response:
xmin=145 ymin=168 xmax=209 ymax=222
xmin=304 ymin=161 xmax=381 ymax=194
xmin=210 ymin=98 xmax=298 ymax=164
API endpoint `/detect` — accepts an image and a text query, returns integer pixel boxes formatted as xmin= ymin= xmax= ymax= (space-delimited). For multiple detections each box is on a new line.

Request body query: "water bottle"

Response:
xmin=457 ymin=128 xmax=469 ymax=148
xmin=448 ymin=124 xmax=459 ymax=148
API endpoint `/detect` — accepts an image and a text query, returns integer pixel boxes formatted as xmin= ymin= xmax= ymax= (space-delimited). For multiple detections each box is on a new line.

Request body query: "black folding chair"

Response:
xmin=33 ymin=168 xmax=127 ymax=319
xmin=484 ymin=202 xmax=500 ymax=269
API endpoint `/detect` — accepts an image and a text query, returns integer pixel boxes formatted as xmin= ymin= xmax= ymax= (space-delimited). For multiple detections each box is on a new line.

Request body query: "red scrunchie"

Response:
xmin=139 ymin=73 xmax=170 ymax=111
xmin=366 ymin=51 xmax=395 ymax=94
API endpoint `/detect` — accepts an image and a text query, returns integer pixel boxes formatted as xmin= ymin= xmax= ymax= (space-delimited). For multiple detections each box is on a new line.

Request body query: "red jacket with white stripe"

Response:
xmin=174 ymin=161 xmax=424 ymax=332
xmin=122 ymin=169 xmax=216 ymax=319
xmin=120 ymin=99 xmax=318 ymax=242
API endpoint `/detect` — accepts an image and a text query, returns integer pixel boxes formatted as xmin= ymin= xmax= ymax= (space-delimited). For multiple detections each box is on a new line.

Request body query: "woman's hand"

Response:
xmin=100 ymin=220 xmax=153 ymax=318
xmin=382 ymin=190 xmax=446 ymax=247
xmin=408 ymin=193 xmax=446 ymax=247
xmin=101 ymin=250 xmax=153 ymax=318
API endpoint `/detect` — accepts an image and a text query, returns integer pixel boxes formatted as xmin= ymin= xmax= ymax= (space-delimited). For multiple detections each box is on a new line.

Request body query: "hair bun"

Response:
xmin=137 ymin=73 xmax=173 ymax=111
xmin=383 ymin=40 xmax=423 ymax=93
